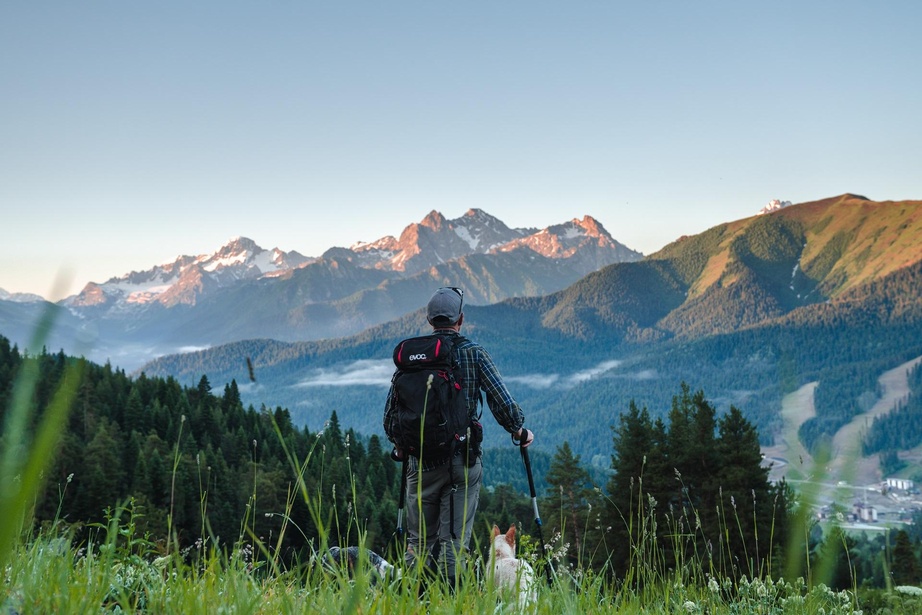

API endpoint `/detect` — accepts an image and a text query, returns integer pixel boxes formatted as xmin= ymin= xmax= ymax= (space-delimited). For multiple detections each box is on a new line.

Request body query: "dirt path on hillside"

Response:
xmin=827 ymin=355 xmax=922 ymax=485
xmin=761 ymin=355 xmax=922 ymax=486
xmin=762 ymin=382 xmax=818 ymax=483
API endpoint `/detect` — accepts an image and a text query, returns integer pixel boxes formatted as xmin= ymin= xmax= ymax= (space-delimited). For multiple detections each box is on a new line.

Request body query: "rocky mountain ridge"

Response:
xmin=64 ymin=209 xmax=637 ymax=314
xmin=1 ymin=209 xmax=641 ymax=370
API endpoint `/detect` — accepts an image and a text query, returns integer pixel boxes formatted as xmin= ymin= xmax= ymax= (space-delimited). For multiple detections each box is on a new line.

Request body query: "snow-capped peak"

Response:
xmin=0 ymin=288 xmax=46 ymax=303
xmin=758 ymin=199 xmax=792 ymax=215
xmin=67 ymin=236 xmax=313 ymax=308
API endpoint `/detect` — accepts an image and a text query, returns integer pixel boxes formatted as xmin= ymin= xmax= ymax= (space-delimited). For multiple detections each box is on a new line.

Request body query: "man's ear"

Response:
xmin=456 ymin=313 xmax=464 ymax=327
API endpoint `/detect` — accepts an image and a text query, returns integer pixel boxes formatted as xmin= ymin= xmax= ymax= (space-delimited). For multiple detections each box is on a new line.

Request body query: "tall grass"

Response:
xmin=0 ymin=303 xmax=85 ymax=571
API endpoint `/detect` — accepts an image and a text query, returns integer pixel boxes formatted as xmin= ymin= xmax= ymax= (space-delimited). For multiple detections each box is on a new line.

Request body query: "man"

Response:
xmin=383 ymin=286 xmax=533 ymax=586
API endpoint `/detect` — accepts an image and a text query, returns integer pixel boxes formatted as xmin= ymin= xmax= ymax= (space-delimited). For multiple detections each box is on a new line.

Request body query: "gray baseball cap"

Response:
xmin=427 ymin=287 xmax=464 ymax=326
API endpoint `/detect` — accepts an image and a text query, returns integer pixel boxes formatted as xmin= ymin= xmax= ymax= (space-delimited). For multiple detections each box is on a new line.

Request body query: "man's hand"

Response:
xmin=513 ymin=428 xmax=534 ymax=448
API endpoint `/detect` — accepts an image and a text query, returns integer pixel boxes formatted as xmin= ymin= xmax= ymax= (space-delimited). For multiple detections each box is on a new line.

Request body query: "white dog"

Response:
xmin=491 ymin=524 xmax=537 ymax=610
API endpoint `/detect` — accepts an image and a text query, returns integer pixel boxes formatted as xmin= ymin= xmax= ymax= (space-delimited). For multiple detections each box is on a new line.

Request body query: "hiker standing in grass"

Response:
xmin=383 ymin=286 xmax=533 ymax=587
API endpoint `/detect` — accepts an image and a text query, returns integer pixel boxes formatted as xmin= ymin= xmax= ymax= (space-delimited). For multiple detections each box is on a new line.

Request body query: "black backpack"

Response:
xmin=391 ymin=333 xmax=473 ymax=462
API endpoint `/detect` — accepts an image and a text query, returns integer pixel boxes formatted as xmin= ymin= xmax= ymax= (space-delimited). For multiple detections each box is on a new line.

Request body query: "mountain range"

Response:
xmin=0 ymin=209 xmax=640 ymax=370
xmin=136 ymin=194 xmax=922 ymax=469
xmin=4 ymin=194 xmax=922 ymax=477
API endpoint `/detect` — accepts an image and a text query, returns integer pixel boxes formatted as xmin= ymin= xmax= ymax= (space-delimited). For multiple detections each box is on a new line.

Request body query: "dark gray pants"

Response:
xmin=404 ymin=454 xmax=482 ymax=584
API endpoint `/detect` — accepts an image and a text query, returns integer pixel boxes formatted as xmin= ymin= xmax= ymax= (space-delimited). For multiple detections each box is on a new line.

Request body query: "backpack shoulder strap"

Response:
xmin=447 ymin=335 xmax=483 ymax=420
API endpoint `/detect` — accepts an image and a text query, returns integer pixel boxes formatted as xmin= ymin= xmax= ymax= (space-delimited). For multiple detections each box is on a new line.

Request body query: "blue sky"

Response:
xmin=2 ymin=1 xmax=920 ymax=300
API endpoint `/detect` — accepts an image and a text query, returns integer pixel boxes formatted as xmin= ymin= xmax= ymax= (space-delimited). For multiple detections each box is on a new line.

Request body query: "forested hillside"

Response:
xmin=4 ymin=336 xmax=804 ymax=584
xmin=863 ymin=361 xmax=922 ymax=456
xmin=0 ymin=335 xmax=570 ymax=557
xmin=140 ymin=264 xmax=922 ymax=464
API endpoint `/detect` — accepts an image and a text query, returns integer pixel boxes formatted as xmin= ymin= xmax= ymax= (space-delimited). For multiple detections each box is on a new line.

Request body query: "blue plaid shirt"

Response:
xmin=383 ymin=329 xmax=525 ymax=452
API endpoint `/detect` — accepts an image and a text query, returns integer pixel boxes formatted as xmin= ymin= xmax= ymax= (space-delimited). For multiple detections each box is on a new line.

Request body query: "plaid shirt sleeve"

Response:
xmin=456 ymin=338 xmax=524 ymax=435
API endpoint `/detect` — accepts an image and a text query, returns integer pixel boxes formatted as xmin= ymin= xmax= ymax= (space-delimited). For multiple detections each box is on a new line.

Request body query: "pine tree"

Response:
xmin=544 ymin=441 xmax=595 ymax=565
xmin=891 ymin=529 xmax=922 ymax=585
xmin=604 ymin=400 xmax=660 ymax=574
xmin=123 ymin=386 xmax=146 ymax=434
xmin=817 ymin=526 xmax=858 ymax=590
xmin=714 ymin=405 xmax=775 ymax=578
xmin=73 ymin=418 xmax=125 ymax=520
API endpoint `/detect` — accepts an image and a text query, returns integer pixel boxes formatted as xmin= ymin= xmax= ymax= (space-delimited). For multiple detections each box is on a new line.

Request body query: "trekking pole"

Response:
xmin=392 ymin=449 xmax=408 ymax=541
xmin=518 ymin=435 xmax=554 ymax=585
xmin=397 ymin=459 xmax=408 ymax=538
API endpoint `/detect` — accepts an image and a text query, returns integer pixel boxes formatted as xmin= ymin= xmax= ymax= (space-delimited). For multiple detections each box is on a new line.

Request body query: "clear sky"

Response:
xmin=2 ymin=1 xmax=920 ymax=300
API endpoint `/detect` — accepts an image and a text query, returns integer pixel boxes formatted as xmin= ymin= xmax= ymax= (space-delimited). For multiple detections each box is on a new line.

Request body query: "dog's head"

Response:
xmin=491 ymin=524 xmax=517 ymax=561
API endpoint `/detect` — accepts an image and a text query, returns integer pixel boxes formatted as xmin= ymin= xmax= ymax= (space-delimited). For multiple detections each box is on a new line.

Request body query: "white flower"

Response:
xmin=896 ymin=585 xmax=922 ymax=596
xmin=683 ymin=600 xmax=697 ymax=613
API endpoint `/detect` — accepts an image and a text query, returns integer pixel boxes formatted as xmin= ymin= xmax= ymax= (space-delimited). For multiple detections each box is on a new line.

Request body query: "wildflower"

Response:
xmin=66 ymin=473 xmax=74 ymax=483
xmin=708 ymin=577 xmax=720 ymax=593
xmin=896 ymin=585 xmax=922 ymax=596
xmin=181 ymin=414 xmax=186 ymax=423
xmin=683 ymin=600 xmax=697 ymax=612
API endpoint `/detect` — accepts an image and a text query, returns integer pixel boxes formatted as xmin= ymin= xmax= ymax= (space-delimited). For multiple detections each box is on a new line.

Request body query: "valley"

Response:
xmin=764 ymin=355 xmax=922 ymax=530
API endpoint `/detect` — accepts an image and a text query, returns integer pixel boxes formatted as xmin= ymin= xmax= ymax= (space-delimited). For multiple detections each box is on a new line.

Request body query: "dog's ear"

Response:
xmin=505 ymin=524 xmax=516 ymax=547
xmin=492 ymin=524 xmax=501 ymax=540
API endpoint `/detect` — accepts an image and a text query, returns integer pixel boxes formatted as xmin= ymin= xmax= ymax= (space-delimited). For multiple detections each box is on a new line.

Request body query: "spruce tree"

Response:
xmin=544 ymin=441 xmax=594 ymax=565
xmin=714 ymin=405 xmax=775 ymax=578
xmin=891 ymin=529 xmax=922 ymax=585
xmin=605 ymin=400 xmax=659 ymax=574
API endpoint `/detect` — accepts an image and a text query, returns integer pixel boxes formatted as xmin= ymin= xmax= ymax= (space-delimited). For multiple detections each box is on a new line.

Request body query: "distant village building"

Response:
xmin=885 ymin=478 xmax=914 ymax=491
xmin=853 ymin=503 xmax=879 ymax=523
